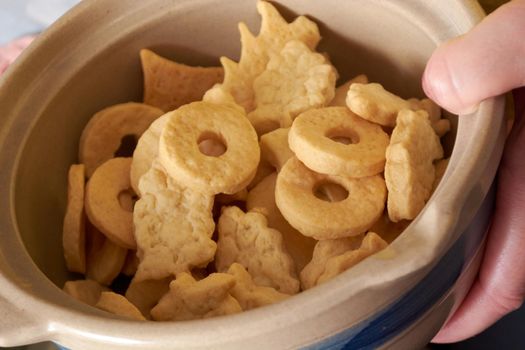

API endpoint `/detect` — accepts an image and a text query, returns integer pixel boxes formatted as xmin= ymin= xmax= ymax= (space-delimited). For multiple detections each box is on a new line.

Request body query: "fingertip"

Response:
xmin=423 ymin=42 xmax=479 ymax=115
xmin=423 ymin=1 xmax=525 ymax=115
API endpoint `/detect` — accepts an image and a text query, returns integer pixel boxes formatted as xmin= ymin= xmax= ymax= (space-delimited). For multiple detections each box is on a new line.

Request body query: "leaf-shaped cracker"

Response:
xmin=216 ymin=206 xmax=300 ymax=294
xmin=227 ymin=263 xmax=290 ymax=310
xmin=219 ymin=1 xmax=321 ymax=112
xmin=300 ymin=232 xmax=387 ymax=289
xmin=385 ymin=109 xmax=444 ymax=222
xmin=141 ymin=49 xmax=223 ymax=112
xmin=133 ymin=160 xmax=216 ymax=281
xmin=150 ymin=272 xmax=241 ymax=321
xmin=246 ymin=173 xmax=316 ymax=272
xmin=248 ymin=40 xmax=337 ymax=135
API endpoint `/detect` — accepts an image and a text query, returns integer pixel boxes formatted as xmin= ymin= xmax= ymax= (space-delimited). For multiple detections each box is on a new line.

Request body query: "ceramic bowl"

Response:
xmin=0 ymin=0 xmax=506 ymax=349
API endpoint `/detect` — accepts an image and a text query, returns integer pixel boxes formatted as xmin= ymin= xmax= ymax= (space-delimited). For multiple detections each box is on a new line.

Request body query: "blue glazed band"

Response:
xmin=309 ymin=184 xmax=495 ymax=350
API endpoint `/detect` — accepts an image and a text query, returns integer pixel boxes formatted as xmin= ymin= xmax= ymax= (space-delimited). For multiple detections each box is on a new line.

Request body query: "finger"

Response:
xmin=422 ymin=0 xmax=525 ymax=114
xmin=433 ymin=106 xmax=525 ymax=343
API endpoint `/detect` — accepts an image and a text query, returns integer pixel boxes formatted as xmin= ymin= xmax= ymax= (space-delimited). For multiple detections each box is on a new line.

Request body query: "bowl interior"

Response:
xmin=12 ymin=0 xmax=452 ymax=287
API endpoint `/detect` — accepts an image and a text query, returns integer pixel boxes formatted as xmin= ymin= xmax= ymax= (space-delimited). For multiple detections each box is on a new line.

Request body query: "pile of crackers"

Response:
xmin=62 ymin=1 xmax=450 ymax=321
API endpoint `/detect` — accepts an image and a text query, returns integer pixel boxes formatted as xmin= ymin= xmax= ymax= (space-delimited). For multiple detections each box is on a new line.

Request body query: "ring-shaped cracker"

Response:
xmin=275 ymin=157 xmax=386 ymax=240
xmin=159 ymin=101 xmax=259 ymax=194
xmin=85 ymin=157 xmax=136 ymax=249
xmin=79 ymin=102 xmax=163 ymax=177
xmin=289 ymin=107 xmax=389 ymax=177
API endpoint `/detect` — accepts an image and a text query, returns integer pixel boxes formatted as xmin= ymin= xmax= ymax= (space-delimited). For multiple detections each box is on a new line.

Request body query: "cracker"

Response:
xmin=369 ymin=212 xmax=411 ymax=244
xmin=300 ymin=235 xmax=362 ymax=290
xmin=432 ymin=119 xmax=451 ymax=138
xmin=346 ymin=83 xmax=412 ymax=127
xmin=329 ymin=74 xmax=368 ymax=107
xmin=85 ymin=223 xmax=127 ymax=286
xmin=63 ymin=279 xmax=109 ymax=306
xmin=215 ymin=206 xmax=300 ymax=294
xmin=276 ymin=157 xmax=386 ymax=240
xmin=246 ymin=173 xmax=316 ymax=272
xmin=79 ymin=103 xmax=163 ymax=177
xmin=410 ymin=98 xmax=450 ymax=137
xmin=301 ymin=232 xmax=387 ymax=289
xmin=248 ymin=40 xmax=337 ymax=135
xmin=140 ymin=49 xmax=224 ymax=112
xmin=215 ymin=189 xmax=249 ymax=206
xmin=62 ymin=164 xmax=86 ymax=274
xmin=150 ymin=272 xmax=241 ymax=321
xmin=96 ymin=291 xmax=146 ymax=321
xmin=85 ymin=157 xmax=136 ymax=248
xmin=227 ymin=263 xmax=289 ymax=310
xmin=247 ymin=158 xmax=275 ymax=190
xmin=219 ymin=1 xmax=321 ymax=112
xmin=121 ymin=250 xmax=139 ymax=276
xmin=133 ymin=160 xmax=216 ymax=281
xmin=159 ymin=101 xmax=260 ymax=194
xmin=259 ymin=128 xmax=294 ymax=171
xmin=385 ymin=109 xmax=444 ymax=222
xmin=125 ymin=277 xmax=172 ymax=319
xmin=130 ymin=113 xmax=170 ymax=195
xmin=289 ymin=106 xmax=389 ymax=177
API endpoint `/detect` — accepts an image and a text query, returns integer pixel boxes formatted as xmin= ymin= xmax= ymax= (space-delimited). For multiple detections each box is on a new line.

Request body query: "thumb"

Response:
xmin=423 ymin=0 xmax=525 ymax=114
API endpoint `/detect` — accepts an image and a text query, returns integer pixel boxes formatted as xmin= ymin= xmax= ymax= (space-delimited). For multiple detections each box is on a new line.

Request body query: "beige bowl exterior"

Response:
xmin=0 ymin=1 xmax=505 ymax=349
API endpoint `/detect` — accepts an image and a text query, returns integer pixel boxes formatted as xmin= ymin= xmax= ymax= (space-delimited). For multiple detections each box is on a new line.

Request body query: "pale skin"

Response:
xmin=423 ymin=0 xmax=525 ymax=343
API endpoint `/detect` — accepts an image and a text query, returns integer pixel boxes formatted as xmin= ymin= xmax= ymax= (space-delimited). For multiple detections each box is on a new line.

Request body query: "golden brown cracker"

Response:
xmin=159 ymin=101 xmax=259 ymax=194
xmin=63 ymin=279 xmax=109 ymax=306
xmin=150 ymin=272 xmax=241 ymax=321
xmin=385 ymin=109 xmax=444 ymax=222
xmin=62 ymin=164 xmax=86 ymax=274
xmin=85 ymin=157 xmax=136 ymax=249
xmin=220 ymin=1 xmax=321 ymax=111
xmin=248 ymin=40 xmax=337 ymax=135
xmin=133 ymin=160 xmax=216 ymax=281
xmin=96 ymin=291 xmax=146 ymax=321
xmin=246 ymin=173 xmax=316 ymax=272
xmin=276 ymin=157 xmax=386 ymax=240
xmin=125 ymin=277 xmax=172 ymax=319
xmin=216 ymin=206 xmax=300 ymax=294
xmin=289 ymin=107 xmax=389 ymax=177
xmin=259 ymin=128 xmax=294 ymax=171
xmin=140 ymin=49 xmax=224 ymax=112
xmin=329 ymin=74 xmax=368 ymax=107
xmin=227 ymin=263 xmax=289 ymax=310
xmin=79 ymin=103 xmax=163 ymax=177
xmin=85 ymin=223 xmax=127 ymax=286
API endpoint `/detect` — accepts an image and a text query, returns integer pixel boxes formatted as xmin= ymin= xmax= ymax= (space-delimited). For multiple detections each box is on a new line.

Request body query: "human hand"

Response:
xmin=0 ymin=36 xmax=34 ymax=76
xmin=422 ymin=0 xmax=525 ymax=343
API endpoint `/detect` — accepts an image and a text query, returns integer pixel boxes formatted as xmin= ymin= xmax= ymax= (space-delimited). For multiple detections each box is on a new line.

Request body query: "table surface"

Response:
xmin=1 ymin=0 xmax=524 ymax=349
